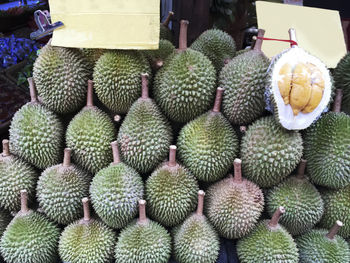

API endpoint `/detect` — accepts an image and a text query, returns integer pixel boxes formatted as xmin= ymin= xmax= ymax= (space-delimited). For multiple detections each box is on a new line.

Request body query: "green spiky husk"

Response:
xmin=66 ymin=107 xmax=116 ymax=174
xmin=81 ymin=48 xmax=105 ymax=72
xmin=219 ymin=50 xmax=270 ymax=125
xmin=237 ymin=220 xmax=299 ymax=263
xmin=334 ymin=52 xmax=350 ymax=114
xmin=304 ymin=112 xmax=350 ymax=189
xmin=90 ymin=163 xmax=144 ymax=229
xmin=93 ymin=50 xmax=151 ymax=114
xmin=177 ymin=112 xmax=238 ymax=182
xmin=267 ymin=176 xmax=324 ymax=236
xmin=33 ymin=44 xmax=90 ymax=114
xmin=145 ymin=163 xmax=198 ymax=227
xmin=297 ymin=229 xmax=350 ymax=263
xmin=241 ymin=116 xmax=303 ymax=188
xmin=0 ymin=211 xmax=60 ymax=263
xmin=173 ymin=214 xmax=220 ymax=263
xmin=36 ymin=164 xmax=90 ymax=225
xmin=114 ymin=219 xmax=171 ymax=263
xmin=154 ymin=49 xmax=216 ymax=123
xmin=0 ymin=210 xmax=11 ymax=238
xmin=143 ymin=39 xmax=175 ymax=65
xmin=59 ymin=219 xmax=116 ymax=263
xmin=9 ymin=102 xmax=63 ymax=169
xmin=117 ymin=99 xmax=172 ymax=174
xmin=160 ymin=24 xmax=172 ymax=42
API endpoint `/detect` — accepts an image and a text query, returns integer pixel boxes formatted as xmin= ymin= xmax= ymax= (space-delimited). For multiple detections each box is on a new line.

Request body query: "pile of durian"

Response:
xmin=1 ymin=13 xmax=350 ymax=263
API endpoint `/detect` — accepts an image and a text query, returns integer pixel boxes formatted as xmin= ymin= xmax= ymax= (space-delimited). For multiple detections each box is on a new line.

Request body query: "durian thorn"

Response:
xmin=168 ymin=145 xmax=177 ymax=167
xmin=212 ymin=87 xmax=224 ymax=113
xmin=86 ymin=80 xmax=94 ymax=107
xmin=111 ymin=141 xmax=121 ymax=165
xmin=138 ymin=200 xmax=148 ymax=224
xmin=63 ymin=148 xmax=71 ymax=167
xmin=20 ymin=189 xmax=29 ymax=214
xmin=288 ymin=28 xmax=298 ymax=48
xmin=268 ymin=206 xmax=285 ymax=228
xmin=141 ymin=73 xmax=149 ymax=99
xmin=233 ymin=159 xmax=243 ymax=183
xmin=296 ymin=159 xmax=307 ymax=179
xmin=253 ymin=29 xmax=265 ymax=51
xmin=163 ymin=11 xmax=174 ymax=28
xmin=333 ymin=89 xmax=343 ymax=113
xmin=28 ymin=77 xmax=38 ymax=103
xmin=326 ymin=220 xmax=343 ymax=240
xmin=178 ymin=20 xmax=189 ymax=51
xmin=114 ymin=115 xmax=121 ymax=123
xmin=196 ymin=190 xmax=205 ymax=216
xmin=154 ymin=59 xmax=164 ymax=69
xmin=2 ymin=139 xmax=10 ymax=156
xmin=82 ymin=197 xmax=91 ymax=222
xmin=240 ymin=126 xmax=247 ymax=134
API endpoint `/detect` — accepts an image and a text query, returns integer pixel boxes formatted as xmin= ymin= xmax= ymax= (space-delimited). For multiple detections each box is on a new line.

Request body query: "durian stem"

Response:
xmin=253 ymin=29 xmax=265 ymax=51
xmin=196 ymin=190 xmax=205 ymax=216
xmin=326 ymin=220 xmax=343 ymax=240
xmin=20 ymin=189 xmax=29 ymax=214
xmin=296 ymin=159 xmax=307 ymax=179
xmin=163 ymin=11 xmax=174 ymax=27
xmin=155 ymin=60 xmax=164 ymax=69
xmin=333 ymin=89 xmax=343 ymax=113
xmin=168 ymin=145 xmax=177 ymax=167
xmin=233 ymin=159 xmax=243 ymax=183
xmin=212 ymin=87 xmax=224 ymax=113
xmin=2 ymin=139 xmax=10 ymax=156
xmin=111 ymin=141 xmax=121 ymax=165
xmin=268 ymin=206 xmax=285 ymax=228
xmin=288 ymin=28 xmax=298 ymax=48
xmin=114 ymin=115 xmax=121 ymax=123
xmin=141 ymin=73 xmax=149 ymax=99
xmin=86 ymin=80 xmax=94 ymax=107
xmin=82 ymin=197 xmax=91 ymax=221
xmin=240 ymin=126 xmax=247 ymax=134
xmin=28 ymin=77 xmax=38 ymax=103
xmin=138 ymin=200 xmax=147 ymax=224
xmin=178 ymin=20 xmax=189 ymax=51
xmin=224 ymin=58 xmax=231 ymax=65
xmin=63 ymin=148 xmax=71 ymax=167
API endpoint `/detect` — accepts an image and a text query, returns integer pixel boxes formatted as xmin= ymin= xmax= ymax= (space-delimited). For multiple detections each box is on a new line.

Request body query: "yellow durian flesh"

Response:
xmin=278 ymin=63 xmax=293 ymax=105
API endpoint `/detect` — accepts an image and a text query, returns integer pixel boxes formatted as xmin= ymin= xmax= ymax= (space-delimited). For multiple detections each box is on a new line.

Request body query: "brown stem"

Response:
xmin=86 ymin=80 xmax=94 ymax=107
xmin=2 ymin=139 xmax=10 ymax=156
xmin=155 ymin=60 xmax=164 ymax=69
xmin=233 ymin=159 xmax=242 ymax=183
xmin=268 ymin=206 xmax=285 ymax=228
xmin=253 ymin=29 xmax=265 ymax=51
xmin=288 ymin=28 xmax=298 ymax=48
xmin=326 ymin=220 xmax=343 ymax=240
xmin=296 ymin=159 xmax=307 ymax=179
xmin=162 ymin=11 xmax=174 ymax=27
xmin=82 ymin=197 xmax=91 ymax=221
xmin=138 ymin=200 xmax=147 ymax=224
xmin=141 ymin=73 xmax=149 ymax=99
xmin=111 ymin=141 xmax=121 ymax=165
xmin=63 ymin=148 xmax=71 ymax=167
xmin=20 ymin=189 xmax=29 ymax=214
xmin=28 ymin=77 xmax=38 ymax=103
xmin=240 ymin=126 xmax=247 ymax=134
xmin=212 ymin=87 xmax=224 ymax=113
xmin=168 ymin=145 xmax=177 ymax=167
xmin=178 ymin=20 xmax=189 ymax=51
xmin=114 ymin=115 xmax=121 ymax=123
xmin=333 ymin=89 xmax=343 ymax=113
xmin=224 ymin=58 xmax=231 ymax=65
xmin=196 ymin=190 xmax=205 ymax=216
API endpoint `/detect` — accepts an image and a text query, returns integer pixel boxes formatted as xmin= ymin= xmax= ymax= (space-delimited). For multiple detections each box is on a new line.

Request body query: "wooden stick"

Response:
xmin=141 ymin=73 xmax=149 ymax=99
xmin=333 ymin=89 xmax=343 ymax=113
xmin=196 ymin=190 xmax=205 ymax=216
xmin=111 ymin=141 xmax=121 ymax=165
xmin=28 ymin=77 xmax=38 ymax=103
xmin=86 ymin=80 xmax=94 ymax=107
xmin=138 ymin=200 xmax=147 ymax=224
xmin=20 ymin=190 xmax=29 ymax=214
xmin=288 ymin=28 xmax=298 ymax=48
xmin=296 ymin=159 xmax=307 ymax=179
xmin=168 ymin=145 xmax=177 ymax=167
xmin=63 ymin=148 xmax=71 ymax=167
xmin=253 ymin=29 xmax=265 ymax=51
xmin=268 ymin=206 xmax=285 ymax=228
xmin=233 ymin=159 xmax=242 ymax=183
xmin=326 ymin=220 xmax=343 ymax=240
xmin=2 ymin=139 xmax=10 ymax=156
xmin=212 ymin=87 xmax=224 ymax=113
xmin=82 ymin=197 xmax=91 ymax=221
xmin=178 ymin=20 xmax=189 ymax=51
xmin=163 ymin=11 xmax=174 ymax=27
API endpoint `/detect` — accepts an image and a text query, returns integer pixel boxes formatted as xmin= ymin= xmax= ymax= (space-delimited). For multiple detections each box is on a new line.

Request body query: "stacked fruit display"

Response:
xmin=0 ymin=14 xmax=350 ymax=263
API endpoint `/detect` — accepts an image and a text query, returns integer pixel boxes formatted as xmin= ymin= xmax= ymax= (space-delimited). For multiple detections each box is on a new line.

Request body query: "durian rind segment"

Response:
xmin=334 ymin=52 xmax=350 ymax=115
xmin=9 ymin=103 xmax=63 ymax=169
xmin=241 ymin=116 xmax=303 ymax=188
xmin=296 ymin=229 xmax=350 ymax=263
xmin=237 ymin=220 xmax=299 ymax=263
xmin=59 ymin=219 xmax=116 ymax=263
xmin=90 ymin=163 xmax=144 ymax=229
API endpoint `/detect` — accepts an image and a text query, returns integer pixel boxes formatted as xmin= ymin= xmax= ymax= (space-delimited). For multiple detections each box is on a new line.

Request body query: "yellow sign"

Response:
xmin=256 ymin=1 xmax=347 ymax=68
xmin=49 ymin=0 xmax=160 ymax=49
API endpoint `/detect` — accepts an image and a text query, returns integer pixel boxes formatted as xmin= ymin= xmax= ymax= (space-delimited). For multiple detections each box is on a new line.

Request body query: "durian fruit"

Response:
xmin=304 ymin=89 xmax=350 ymax=189
xmin=266 ymin=159 xmax=324 ymax=236
xmin=319 ymin=184 xmax=350 ymax=239
xmin=206 ymin=159 xmax=264 ymax=239
xmin=154 ymin=20 xmax=216 ymax=123
xmin=0 ymin=190 xmax=60 ymax=263
xmin=117 ymin=73 xmax=172 ymax=174
xmin=36 ymin=148 xmax=91 ymax=225
xmin=66 ymin=80 xmax=116 ymax=174
xmin=59 ymin=198 xmax=116 ymax=263
xmin=145 ymin=145 xmax=199 ymax=227
xmin=173 ymin=190 xmax=220 ymax=263
xmin=33 ymin=44 xmax=90 ymax=114
xmin=241 ymin=116 xmax=303 ymax=188
xmin=237 ymin=207 xmax=299 ymax=263
xmin=90 ymin=141 xmax=144 ymax=229
xmin=334 ymin=52 xmax=350 ymax=115
xmin=9 ymin=78 xmax=63 ymax=169
xmin=114 ymin=200 xmax=171 ymax=263
xmin=0 ymin=139 xmax=37 ymax=212
xmin=143 ymin=39 xmax=175 ymax=70
xmin=160 ymin=11 xmax=174 ymax=42
xmin=81 ymin=48 xmax=105 ymax=72
xmin=177 ymin=87 xmax=238 ymax=182
xmin=219 ymin=29 xmax=270 ymax=125
xmin=297 ymin=221 xmax=350 ymax=263
xmin=0 ymin=209 xmax=11 ymax=238
xmin=93 ymin=50 xmax=151 ymax=114
xmin=191 ymin=29 xmax=236 ymax=73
